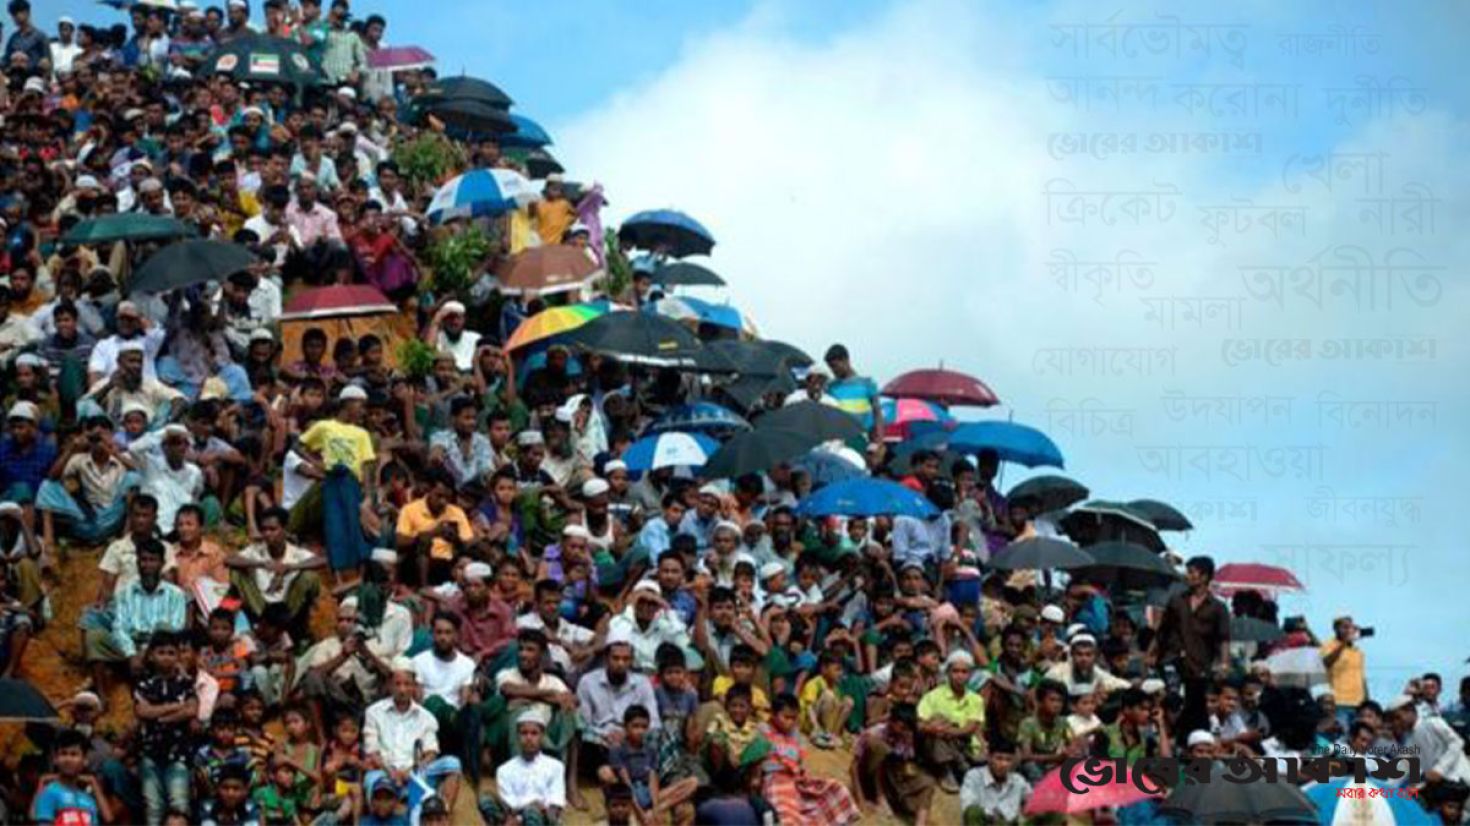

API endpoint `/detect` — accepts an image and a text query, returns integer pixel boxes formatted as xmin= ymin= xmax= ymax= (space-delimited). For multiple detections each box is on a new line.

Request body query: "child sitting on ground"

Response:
xmin=706 ymin=684 xmax=761 ymax=776
xmin=711 ymin=644 xmax=771 ymax=722
xmin=798 ymin=650 xmax=854 ymax=749
xmin=274 ymin=704 xmax=323 ymax=815
xmin=605 ymin=704 xmax=698 ymax=825
xmin=321 ymin=713 xmax=365 ymax=823
xmin=198 ymin=763 xmax=259 ymax=826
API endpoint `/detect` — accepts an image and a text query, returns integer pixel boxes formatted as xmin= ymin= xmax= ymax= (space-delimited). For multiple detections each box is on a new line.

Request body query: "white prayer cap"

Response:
xmin=603 ymin=460 xmax=628 ymax=474
xmin=561 ymin=524 xmax=592 ymax=541
xmin=516 ymin=705 xmax=550 ymax=729
xmin=759 ymin=561 xmax=786 ymax=582
xmin=1069 ymin=633 xmax=1098 ymax=648
xmin=516 ymin=430 xmax=544 ymax=447
xmin=604 ymin=627 xmax=633 ymax=650
xmin=59 ymin=15 xmax=77 ymax=26
xmin=390 ymin=656 xmax=416 ymax=675
xmin=1187 ymin=730 xmax=1215 ymax=748
xmin=14 ymin=353 xmax=45 ymax=370
xmin=631 ymin=579 xmax=661 ymax=598
xmin=464 ymin=562 xmax=492 ymax=582
xmin=1040 ymin=604 xmax=1065 ymax=623
xmin=116 ymin=300 xmax=143 ymax=317
xmin=6 ymin=401 xmax=38 ymax=422
xmin=249 ymin=328 xmax=275 ymax=343
xmin=713 ymin=520 xmax=742 ymax=538
xmin=0 ymin=502 xmax=23 ymax=517
xmin=74 ymin=174 xmax=101 ymax=190
xmin=545 ymin=173 xmax=564 ymax=184
xmin=581 ymin=478 xmax=609 ymax=498
xmin=1140 ymin=678 xmax=1166 ymax=696
xmin=440 ymin=300 xmax=466 ymax=316
xmin=162 ymin=424 xmax=189 ymax=439
xmin=122 ymin=401 xmax=151 ymax=419
xmin=944 ymin=650 xmax=975 ymax=671
xmin=338 ymin=385 xmax=368 ymax=401
xmin=698 ymin=483 xmax=723 ymax=498
xmin=1386 ymin=694 xmax=1415 ymax=712
xmin=118 ymin=340 xmax=147 ymax=355
xmin=1310 ymin=684 xmax=1335 ymax=701
xmin=370 ymin=548 xmax=399 ymax=565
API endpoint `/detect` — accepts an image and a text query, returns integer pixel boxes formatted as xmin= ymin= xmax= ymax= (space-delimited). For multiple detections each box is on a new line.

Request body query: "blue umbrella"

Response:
xmin=426 ymin=168 xmax=538 ymax=224
xmin=797 ymin=478 xmax=937 ymax=519
xmin=619 ymin=209 xmax=716 ymax=258
xmin=791 ymin=444 xmax=869 ymax=486
xmin=1304 ymin=778 xmax=1435 ymax=825
xmin=946 ymin=421 xmax=1066 ymax=468
xmin=648 ymin=296 xmax=748 ymax=332
xmin=645 ymin=402 xmax=750 ymax=435
xmin=622 ymin=432 xmax=719 ymax=472
xmin=501 ymin=113 xmax=553 ymax=149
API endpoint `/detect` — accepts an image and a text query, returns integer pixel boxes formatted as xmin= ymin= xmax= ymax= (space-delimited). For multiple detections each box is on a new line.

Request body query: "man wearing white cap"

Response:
xmin=608 ymin=579 xmax=697 ymax=674
xmin=0 ymin=400 xmax=55 ymax=506
xmin=117 ymin=423 xmax=202 ymax=531
xmin=425 ymin=299 xmax=481 ymax=373
xmin=489 ymin=705 xmax=566 ymax=823
xmin=694 ymin=520 xmax=755 ymax=590
xmin=1388 ymin=693 xmax=1470 ymax=786
xmin=50 ymin=16 xmax=83 ymax=75
xmin=1043 ymin=634 xmax=1129 ymax=698
xmin=1186 ymin=729 xmax=1217 ymax=758
xmin=679 ymin=483 xmax=725 ymax=548
xmin=919 ymin=649 xmax=987 ymax=791
xmin=83 ymin=339 xmax=184 ymax=428
xmin=442 ymin=561 xmax=516 ymax=663
xmin=87 ymin=299 xmax=167 ymax=386
xmin=298 ymin=596 xmax=392 ymax=712
xmin=363 ymin=659 xmax=464 ymax=819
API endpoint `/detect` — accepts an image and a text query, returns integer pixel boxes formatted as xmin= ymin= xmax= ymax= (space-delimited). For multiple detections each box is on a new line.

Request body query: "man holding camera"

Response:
xmin=1322 ymin=615 xmax=1370 ymax=732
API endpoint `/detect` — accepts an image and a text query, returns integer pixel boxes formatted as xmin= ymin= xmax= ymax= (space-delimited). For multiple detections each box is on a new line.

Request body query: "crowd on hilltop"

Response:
xmin=0 ymin=1 xmax=1467 ymax=825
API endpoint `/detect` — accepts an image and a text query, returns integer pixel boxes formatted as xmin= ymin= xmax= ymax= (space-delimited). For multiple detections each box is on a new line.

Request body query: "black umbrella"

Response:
xmin=704 ymin=339 xmax=791 ymax=377
xmin=561 ymin=312 xmax=705 ymax=366
xmin=1230 ymin=616 xmax=1285 ymax=644
xmin=756 ymin=400 xmax=864 ymax=443
xmin=1127 ymin=499 xmax=1194 ymax=531
xmin=1060 ymin=501 xmax=1166 ymax=552
xmin=716 ymin=372 xmax=798 ymax=412
xmin=62 ymin=214 xmax=196 ymax=245
xmin=421 ymin=98 xmax=516 ymax=133
xmin=1006 ymin=475 xmax=1089 ymax=514
xmin=654 ymin=262 xmax=726 ymax=287
xmin=751 ymin=339 xmax=813 ymax=368
xmin=702 ymin=427 xmax=819 ymax=479
xmin=199 ymin=34 xmax=325 ymax=87
xmin=128 ymin=240 xmax=255 ymax=295
xmin=522 ymin=148 xmax=564 ymax=180
xmin=1076 ymin=541 xmax=1180 ymax=590
xmin=0 ymin=678 xmax=59 ymax=721
xmin=988 ymin=537 xmax=1095 ymax=571
xmin=421 ymin=76 xmax=514 ymax=108
xmin=1158 ymin=764 xmax=1316 ymax=824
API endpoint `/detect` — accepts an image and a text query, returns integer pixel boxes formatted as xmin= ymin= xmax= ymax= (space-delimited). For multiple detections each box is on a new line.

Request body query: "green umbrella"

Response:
xmin=200 ymin=34 xmax=325 ymax=87
xmin=128 ymin=240 xmax=255 ymax=295
xmin=1006 ymin=474 xmax=1089 ymax=514
xmin=62 ymin=214 xmax=195 ymax=245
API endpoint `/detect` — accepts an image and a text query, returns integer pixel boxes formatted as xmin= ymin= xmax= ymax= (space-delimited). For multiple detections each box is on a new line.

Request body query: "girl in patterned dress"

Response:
xmin=759 ymin=694 xmax=860 ymax=826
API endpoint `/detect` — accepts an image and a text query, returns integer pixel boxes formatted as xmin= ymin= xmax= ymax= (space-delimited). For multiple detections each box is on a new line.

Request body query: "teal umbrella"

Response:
xmin=62 ymin=214 xmax=195 ymax=245
xmin=128 ymin=240 xmax=255 ymax=294
xmin=200 ymin=34 xmax=325 ymax=87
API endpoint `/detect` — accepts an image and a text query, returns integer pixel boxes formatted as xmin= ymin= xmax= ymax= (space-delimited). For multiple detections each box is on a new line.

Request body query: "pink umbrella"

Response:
xmin=881 ymin=397 xmax=954 ymax=441
xmin=1025 ymin=761 xmax=1165 ymax=816
xmin=368 ymin=46 xmax=436 ymax=71
xmin=1211 ymin=562 xmax=1305 ymax=598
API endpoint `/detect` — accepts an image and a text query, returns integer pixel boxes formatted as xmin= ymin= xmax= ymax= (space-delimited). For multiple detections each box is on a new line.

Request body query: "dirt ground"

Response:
xmin=7 ymin=545 xmax=965 ymax=825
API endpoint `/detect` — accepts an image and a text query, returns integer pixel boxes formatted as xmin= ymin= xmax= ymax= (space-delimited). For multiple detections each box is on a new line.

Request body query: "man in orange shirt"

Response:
xmin=396 ymin=468 xmax=474 ymax=587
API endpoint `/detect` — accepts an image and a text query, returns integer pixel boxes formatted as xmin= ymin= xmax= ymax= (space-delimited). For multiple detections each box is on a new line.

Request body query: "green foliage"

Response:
xmin=603 ymin=233 xmax=631 ymax=299
xmin=425 ymin=225 xmax=494 ymax=295
xmin=390 ymin=132 xmax=466 ymax=192
xmin=394 ymin=338 xmax=438 ymax=380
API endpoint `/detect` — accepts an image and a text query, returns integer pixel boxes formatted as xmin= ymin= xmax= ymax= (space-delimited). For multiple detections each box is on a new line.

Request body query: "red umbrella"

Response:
xmin=1025 ymin=761 xmax=1164 ymax=816
xmin=882 ymin=368 xmax=999 ymax=407
xmin=282 ymin=285 xmax=397 ymax=320
xmin=368 ymin=46 xmax=435 ymax=71
xmin=1211 ymin=563 xmax=1305 ymax=598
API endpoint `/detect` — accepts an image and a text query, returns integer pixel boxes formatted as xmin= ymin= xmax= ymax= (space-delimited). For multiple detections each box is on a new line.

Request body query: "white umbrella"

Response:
xmin=1264 ymin=646 xmax=1327 ymax=690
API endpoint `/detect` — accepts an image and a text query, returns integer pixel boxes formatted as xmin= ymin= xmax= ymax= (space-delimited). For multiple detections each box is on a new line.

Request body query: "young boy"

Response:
xmin=711 ymin=645 xmax=771 ymax=721
xmin=799 ymin=651 xmax=854 ymax=748
xmin=244 ymin=603 xmax=295 ymax=707
xmin=134 ymin=631 xmax=199 ymax=824
xmin=198 ymin=763 xmax=259 ymax=826
xmin=195 ymin=709 xmax=252 ymax=801
xmin=360 ymin=775 xmax=409 ymax=826
xmin=485 ymin=707 xmax=566 ymax=826
xmin=1066 ymin=687 xmax=1104 ymax=738
xmin=1016 ymin=679 xmax=1075 ymax=781
xmin=705 ymin=684 xmax=760 ymax=775
xmin=601 ymin=782 xmax=636 ymax=826
xmin=252 ymin=755 xmax=302 ymax=824
xmin=200 ymin=607 xmax=253 ymax=701
xmin=31 ymin=729 xmax=113 ymax=825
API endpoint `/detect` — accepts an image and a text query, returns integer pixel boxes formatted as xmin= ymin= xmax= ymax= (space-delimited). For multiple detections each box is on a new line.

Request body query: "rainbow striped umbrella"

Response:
xmin=505 ymin=303 xmax=607 ymax=352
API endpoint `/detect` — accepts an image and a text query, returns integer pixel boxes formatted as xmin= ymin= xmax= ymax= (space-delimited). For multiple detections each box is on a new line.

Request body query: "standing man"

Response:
xmin=1150 ymin=556 xmax=1230 ymax=734
xmin=824 ymin=343 xmax=885 ymax=446
xmin=49 ymin=15 xmax=83 ymax=75
xmin=1321 ymin=616 xmax=1369 ymax=733
xmin=4 ymin=1 xmax=47 ymax=72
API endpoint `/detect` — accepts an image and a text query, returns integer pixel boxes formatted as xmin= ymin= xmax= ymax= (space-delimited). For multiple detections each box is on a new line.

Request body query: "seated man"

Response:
xmin=481 ymin=706 xmax=565 ymax=826
xmin=37 ymin=414 xmax=135 ymax=550
xmin=120 ymin=424 xmax=204 ymax=532
xmin=395 ymin=468 xmax=473 ymax=587
xmin=84 ymin=538 xmax=186 ymax=701
xmin=363 ymin=659 xmax=463 ymax=820
xmin=82 ymin=340 xmax=184 ymax=427
xmin=918 ymin=650 xmax=987 ymax=792
xmin=0 ymin=401 xmax=56 ymax=515
xmin=483 ymin=629 xmax=577 ymax=788
xmin=225 ymin=507 xmax=324 ymax=637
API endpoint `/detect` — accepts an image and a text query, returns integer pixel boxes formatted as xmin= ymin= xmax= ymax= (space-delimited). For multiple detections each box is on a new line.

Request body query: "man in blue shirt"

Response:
xmin=32 ymin=728 xmax=112 ymax=825
xmin=0 ymin=401 xmax=56 ymax=504
xmin=637 ymin=493 xmax=686 ymax=559
xmin=824 ymin=343 xmax=885 ymax=444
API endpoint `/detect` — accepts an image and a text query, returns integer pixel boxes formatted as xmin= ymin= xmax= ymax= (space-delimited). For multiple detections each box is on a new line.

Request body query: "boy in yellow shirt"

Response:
xmin=710 ymin=644 xmax=770 ymax=721
xmin=799 ymin=651 xmax=853 ymax=748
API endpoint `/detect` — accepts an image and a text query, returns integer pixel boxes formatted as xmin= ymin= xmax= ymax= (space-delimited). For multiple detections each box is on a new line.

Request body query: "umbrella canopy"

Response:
xmin=705 ymin=340 xmax=794 ymax=377
xmin=882 ymin=367 xmax=1000 ymax=407
xmin=421 ymin=76 xmax=513 ymax=108
xmin=653 ymin=261 xmax=726 ymax=287
xmin=367 ymin=45 xmax=435 ymax=70
xmin=619 ymin=209 xmax=715 ymax=257
xmin=1076 ymin=541 xmax=1179 ymax=590
xmin=718 ymin=372 xmax=799 ymax=412
xmin=1264 ymin=647 xmax=1329 ymax=690
xmin=881 ymin=397 xmax=955 ymax=441
xmin=1304 ymin=778 xmax=1436 ymax=825
xmin=650 ymin=296 xmax=748 ymax=333
xmin=561 ymin=312 xmax=705 ymax=366
xmin=750 ymin=339 xmax=813 ymax=368
xmin=757 ymin=400 xmax=865 ymax=444
xmin=796 ymin=478 xmax=936 ymax=519
xmin=1059 ymin=501 xmax=1166 ymax=552
xmin=501 ymin=113 xmax=553 ymax=148
xmin=522 ymin=148 xmax=564 ymax=180
xmin=505 ymin=303 xmax=609 ymax=351
xmin=989 ymin=537 xmax=1095 ymax=571
xmin=1007 ymin=475 xmax=1090 ymax=514
xmin=200 ymin=34 xmax=324 ymax=87
xmin=622 ymin=432 xmax=718 ymax=472
xmin=62 ymin=213 xmax=195 ymax=245
xmin=645 ymin=402 xmax=751 ymax=435
xmin=946 ymin=420 xmax=1066 ymax=468
xmin=497 ymin=245 xmax=601 ymax=296
xmin=1159 ymin=764 xmax=1317 ymax=824
xmin=790 ymin=443 xmax=869 ymax=486
xmin=703 ymin=427 xmax=820 ymax=479
xmin=1230 ymin=616 xmax=1285 ymax=644
xmin=1127 ymin=498 xmax=1194 ymax=531
xmin=128 ymin=240 xmax=254 ymax=294
xmin=281 ymin=284 xmax=396 ymax=320
xmin=427 ymin=168 xmax=538 ymax=224
xmin=1025 ymin=762 xmax=1164 ymax=816
xmin=0 ymin=678 xmax=60 ymax=721
xmin=1212 ymin=563 xmax=1306 ymax=598
xmin=421 ymin=97 xmax=516 ymax=133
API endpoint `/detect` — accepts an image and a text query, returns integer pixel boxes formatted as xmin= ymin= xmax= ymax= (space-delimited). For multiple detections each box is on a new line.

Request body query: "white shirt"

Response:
xmin=299 ymin=635 xmax=378 ymax=698
xmin=495 ymin=668 xmax=569 ymax=722
xmin=495 ymin=752 xmax=566 ymax=811
xmin=608 ymin=608 xmax=693 ymax=674
xmin=51 ymin=40 xmax=84 ymax=74
xmin=232 ymin=541 xmax=318 ymax=604
xmin=99 ymin=535 xmax=179 ymax=596
xmin=243 ymin=214 xmax=303 ymax=267
xmin=281 ymin=450 xmax=314 ymax=511
xmin=367 ymin=601 xmax=414 ymax=662
xmin=1404 ymin=716 xmax=1470 ymax=785
xmin=363 ymin=698 xmax=439 ymax=771
xmin=89 ymin=328 xmax=167 ymax=381
xmin=412 ymin=649 xmax=477 ymax=709
xmin=434 ymin=328 xmax=481 ymax=373
xmin=516 ymin=612 xmax=594 ymax=676
xmin=127 ymin=431 xmax=204 ymax=529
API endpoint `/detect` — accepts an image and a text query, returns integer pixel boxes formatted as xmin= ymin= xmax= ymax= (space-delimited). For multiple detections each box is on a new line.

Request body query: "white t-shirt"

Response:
xmin=281 ymin=450 xmax=315 ymax=511
xmin=516 ymin=613 xmax=595 ymax=675
xmin=411 ymin=649 xmax=477 ymax=709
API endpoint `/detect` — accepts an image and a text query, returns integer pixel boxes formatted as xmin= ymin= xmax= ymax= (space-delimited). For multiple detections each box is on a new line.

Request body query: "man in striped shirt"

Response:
xmin=86 ymin=539 xmax=186 ymax=702
xmin=824 ymin=343 xmax=885 ymax=445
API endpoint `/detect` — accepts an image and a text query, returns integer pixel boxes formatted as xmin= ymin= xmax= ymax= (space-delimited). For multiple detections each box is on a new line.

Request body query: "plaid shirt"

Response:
xmin=319 ymin=28 xmax=367 ymax=84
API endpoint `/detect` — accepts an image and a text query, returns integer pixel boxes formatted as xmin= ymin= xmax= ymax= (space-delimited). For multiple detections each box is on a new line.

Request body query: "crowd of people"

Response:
xmin=0 ymin=1 xmax=1466 ymax=825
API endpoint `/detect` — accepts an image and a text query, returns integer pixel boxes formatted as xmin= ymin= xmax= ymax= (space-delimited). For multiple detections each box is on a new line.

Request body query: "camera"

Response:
xmin=1357 ymin=626 xmax=1375 ymax=638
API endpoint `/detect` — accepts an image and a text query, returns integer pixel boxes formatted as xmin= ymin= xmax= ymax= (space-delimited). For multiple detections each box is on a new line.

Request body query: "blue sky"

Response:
xmin=37 ymin=0 xmax=1469 ymax=698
